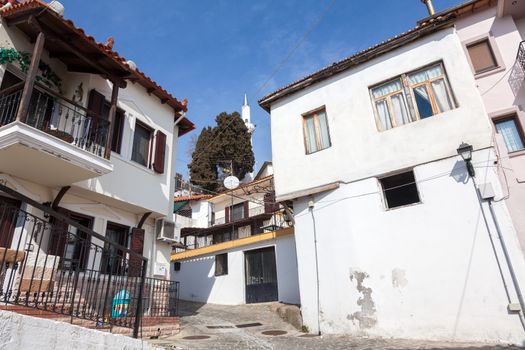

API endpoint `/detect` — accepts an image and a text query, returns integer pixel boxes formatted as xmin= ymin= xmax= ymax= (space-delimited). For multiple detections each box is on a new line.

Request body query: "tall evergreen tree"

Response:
xmin=188 ymin=112 xmax=255 ymax=192
xmin=188 ymin=126 xmax=218 ymax=191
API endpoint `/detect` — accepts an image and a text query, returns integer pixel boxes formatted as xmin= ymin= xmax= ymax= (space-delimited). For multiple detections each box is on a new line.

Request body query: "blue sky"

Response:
xmin=60 ymin=0 xmax=464 ymax=178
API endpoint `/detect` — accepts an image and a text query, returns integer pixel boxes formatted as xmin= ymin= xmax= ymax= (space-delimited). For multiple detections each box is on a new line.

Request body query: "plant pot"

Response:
xmin=46 ymin=129 xmax=74 ymax=143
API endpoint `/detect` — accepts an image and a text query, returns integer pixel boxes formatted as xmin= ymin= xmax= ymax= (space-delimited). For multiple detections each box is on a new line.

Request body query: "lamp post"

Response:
xmin=456 ymin=142 xmax=475 ymax=177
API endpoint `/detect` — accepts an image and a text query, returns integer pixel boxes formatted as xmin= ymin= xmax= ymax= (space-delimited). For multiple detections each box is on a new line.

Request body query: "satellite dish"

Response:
xmin=223 ymin=176 xmax=240 ymax=190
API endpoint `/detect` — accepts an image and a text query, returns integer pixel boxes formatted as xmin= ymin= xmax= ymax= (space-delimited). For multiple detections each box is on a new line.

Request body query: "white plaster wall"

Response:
xmin=0 ymin=20 xmax=181 ymax=218
xmin=191 ymin=200 xmax=211 ymax=227
xmin=0 ymin=310 xmax=160 ymax=350
xmin=292 ymin=148 xmax=525 ymax=344
xmin=74 ymin=78 xmax=178 ymax=218
xmin=269 ymin=28 xmax=492 ymax=199
xmin=172 ymin=234 xmax=300 ymax=305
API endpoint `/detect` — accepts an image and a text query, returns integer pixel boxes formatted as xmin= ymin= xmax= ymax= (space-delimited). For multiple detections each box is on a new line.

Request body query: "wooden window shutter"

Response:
xmin=243 ymin=201 xmax=249 ymax=218
xmin=153 ymin=130 xmax=166 ymax=174
xmin=128 ymin=228 xmax=145 ymax=277
xmin=87 ymin=89 xmax=106 ymax=118
xmin=225 ymin=206 xmax=230 ymax=224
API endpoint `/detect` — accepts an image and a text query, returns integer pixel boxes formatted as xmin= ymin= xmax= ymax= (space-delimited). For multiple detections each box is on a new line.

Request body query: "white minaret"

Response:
xmin=242 ymin=94 xmax=256 ymax=182
xmin=242 ymin=93 xmax=255 ymax=141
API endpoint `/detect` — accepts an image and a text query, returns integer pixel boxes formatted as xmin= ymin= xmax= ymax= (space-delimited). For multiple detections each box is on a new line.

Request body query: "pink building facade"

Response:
xmin=443 ymin=0 xmax=525 ymax=253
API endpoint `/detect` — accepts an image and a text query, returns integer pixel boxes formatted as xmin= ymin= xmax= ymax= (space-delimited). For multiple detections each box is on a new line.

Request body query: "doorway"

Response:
xmin=0 ymin=196 xmax=21 ymax=248
xmin=244 ymin=246 xmax=278 ymax=303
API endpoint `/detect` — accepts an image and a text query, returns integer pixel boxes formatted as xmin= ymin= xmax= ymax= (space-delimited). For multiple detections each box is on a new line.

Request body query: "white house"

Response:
xmin=172 ymin=163 xmax=300 ymax=305
xmin=259 ymin=7 xmax=525 ymax=345
xmin=0 ymin=0 xmax=193 ymax=332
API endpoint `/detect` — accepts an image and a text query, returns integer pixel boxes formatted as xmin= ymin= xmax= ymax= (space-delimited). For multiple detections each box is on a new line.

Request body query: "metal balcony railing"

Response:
xmin=210 ymin=205 xmax=267 ymax=227
xmin=0 ymin=82 xmax=110 ymax=159
xmin=517 ymin=41 xmax=525 ymax=72
xmin=0 ymin=184 xmax=151 ymax=338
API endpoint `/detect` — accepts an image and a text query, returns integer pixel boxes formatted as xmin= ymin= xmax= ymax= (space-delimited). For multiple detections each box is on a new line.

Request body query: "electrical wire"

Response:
xmin=187 ymin=0 xmax=338 ymax=167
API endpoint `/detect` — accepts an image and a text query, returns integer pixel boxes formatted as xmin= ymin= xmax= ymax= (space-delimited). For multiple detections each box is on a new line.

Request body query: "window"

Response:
xmin=131 ymin=120 xmax=152 ymax=166
xmin=466 ymin=39 xmax=498 ymax=74
xmin=230 ymin=203 xmax=245 ymax=221
xmin=379 ymin=171 xmax=420 ymax=209
xmin=371 ymin=62 xmax=455 ymax=131
xmin=101 ymin=222 xmax=129 ymax=275
xmin=91 ymin=91 xmax=126 ymax=154
xmin=174 ymin=262 xmax=181 ymax=271
xmin=371 ymin=79 xmax=412 ymax=130
xmin=48 ymin=211 xmax=93 ymax=271
xmin=215 ymin=253 xmax=228 ymax=276
xmin=303 ymin=108 xmax=331 ymax=154
xmin=494 ymin=117 xmax=525 ymax=153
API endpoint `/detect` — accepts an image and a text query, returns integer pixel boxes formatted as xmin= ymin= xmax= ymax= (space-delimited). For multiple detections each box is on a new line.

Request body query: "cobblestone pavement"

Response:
xmin=148 ymin=301 xmax=522 ymax=350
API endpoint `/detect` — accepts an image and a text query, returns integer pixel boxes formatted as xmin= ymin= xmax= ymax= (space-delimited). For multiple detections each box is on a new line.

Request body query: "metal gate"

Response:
xmin=244 ymin=247 xmax=278 ymax=303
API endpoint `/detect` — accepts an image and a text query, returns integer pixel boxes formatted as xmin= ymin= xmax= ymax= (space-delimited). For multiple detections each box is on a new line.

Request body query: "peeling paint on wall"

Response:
xmin=392 ymin=268 xmax=408 ymax=288
xmin=348 ymin=270 xmax=377 ymax=329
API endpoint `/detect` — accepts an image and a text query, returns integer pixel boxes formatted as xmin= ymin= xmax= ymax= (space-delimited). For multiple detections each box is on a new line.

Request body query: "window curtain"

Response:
xmin=391 ymin=94 xmax=411 ymax=126
xmin=317 ymin=111 xmax=331 ymax=149
xmin=305 ymin=116 xmax=317 ymax=153
xmin=375 ymin=100 xmax=392 ymax=130
xmin=431 ymin=79 xmax=453 ymax=112
xmin=372 ymin=79 xmax=402 ymax=98
xmin=496 ymin=120 xmax=525 ymax=152
xmin=408 ymin=64 xmax=443 ymax=84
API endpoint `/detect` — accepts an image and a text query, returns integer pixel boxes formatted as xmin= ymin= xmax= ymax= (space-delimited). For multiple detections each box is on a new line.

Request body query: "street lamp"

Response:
xmin=457 ymin=142 xmax=475 ymax=177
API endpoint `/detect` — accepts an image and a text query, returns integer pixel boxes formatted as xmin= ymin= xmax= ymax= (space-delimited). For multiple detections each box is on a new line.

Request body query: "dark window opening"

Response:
xmin=100 ymin=222 xmax=129 ymax=275
xmin=49 ymin=211 xmax=93 ymax=271
xmin=174 ymin=262 xmax=181 ymax=271
xmin=215 ymin=253 xmax=228 ymax=276
xmin=131 ymin=121 xmax=152 ymax=166
xmin=413 ymin=86 xmax=433 ymax=119
xmin=380 ymin=171 xmax=420 ymax=209
xmin=230 ymin=203 xmax=244 ymax=222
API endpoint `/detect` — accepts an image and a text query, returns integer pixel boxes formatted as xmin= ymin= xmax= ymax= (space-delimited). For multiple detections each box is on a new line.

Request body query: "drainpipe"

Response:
xmin=487 ymin=198 xmax=525 ymax=323
xmin=421 ymin=0 xmax=435 ymax=15
xmin=471 ymin=177 xmax=525 ymax=329
xmin=308 ymin=199 xmax=322 ymax=336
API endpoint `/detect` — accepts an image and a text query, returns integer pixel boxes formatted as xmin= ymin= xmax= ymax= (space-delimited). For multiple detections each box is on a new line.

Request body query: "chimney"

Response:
xmin=421 ymin=0 xmax=435 ymax=16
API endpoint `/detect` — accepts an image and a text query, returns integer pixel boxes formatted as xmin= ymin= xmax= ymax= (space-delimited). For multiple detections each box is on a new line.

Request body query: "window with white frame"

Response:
xmin=494 ymin=116 xmax=525 ymax=153
xmin=302 ymin=108 xmax=331 ymax=154
xmin=371 ymin=62 xmax=455 ymax=131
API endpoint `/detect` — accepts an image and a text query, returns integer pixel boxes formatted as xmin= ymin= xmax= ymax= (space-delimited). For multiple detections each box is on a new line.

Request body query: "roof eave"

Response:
xmin=258 ymin=15 xmax=457 ymax=113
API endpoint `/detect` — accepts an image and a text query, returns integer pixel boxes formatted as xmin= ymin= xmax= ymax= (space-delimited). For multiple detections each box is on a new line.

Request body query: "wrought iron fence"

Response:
xmin=0 ymin=184 xmax=148 ymax=337
xmin=210 ymin=205 xmax=267 ymax=227
xmin=143 ymin=278 xmax=179 ymax=317
xmin=517 ymin=41 xmax=525 ymax=72
xmin=0 ymin=83 xmax=110 ymax=158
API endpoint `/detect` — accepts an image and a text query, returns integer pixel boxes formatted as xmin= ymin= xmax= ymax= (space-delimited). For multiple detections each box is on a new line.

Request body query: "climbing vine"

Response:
xmin=0 ymin=47 xmax=63 ymax=93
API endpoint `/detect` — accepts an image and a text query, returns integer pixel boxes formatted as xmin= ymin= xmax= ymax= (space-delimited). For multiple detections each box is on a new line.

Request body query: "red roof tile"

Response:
xmin=174 ymin=194 xmax=212 ymax=202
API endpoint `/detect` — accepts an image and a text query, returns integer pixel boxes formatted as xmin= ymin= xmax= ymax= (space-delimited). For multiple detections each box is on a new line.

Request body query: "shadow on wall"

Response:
xmin=449 ymin=160 xmax=469 ymax=184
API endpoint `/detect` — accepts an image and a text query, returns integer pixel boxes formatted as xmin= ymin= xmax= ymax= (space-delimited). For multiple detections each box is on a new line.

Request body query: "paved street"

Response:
xmin=148 ymin=301 xmax=522 ymax=350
